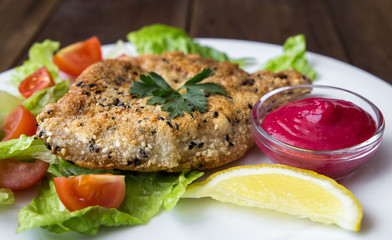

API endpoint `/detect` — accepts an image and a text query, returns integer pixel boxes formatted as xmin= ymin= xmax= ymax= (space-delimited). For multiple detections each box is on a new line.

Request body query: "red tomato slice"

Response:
xmin=1 ymin=106 xmax=47 ymax=191
xmin=2 ymin=105 xmax=37 ymax=142
xmin=54 ymin=174 xmax=126 ymax=212
xmin=53 ymin=36 xmax=102 ymax=77
xmin=0 ymin=159 xmax=49 ymax=190
xmin=18 ymin=66 xmax=55 ymax=98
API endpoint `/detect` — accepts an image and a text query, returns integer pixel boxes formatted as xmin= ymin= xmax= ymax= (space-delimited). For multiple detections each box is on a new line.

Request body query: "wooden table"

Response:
xmin=1 ymin=0 xmax=391 ymax=84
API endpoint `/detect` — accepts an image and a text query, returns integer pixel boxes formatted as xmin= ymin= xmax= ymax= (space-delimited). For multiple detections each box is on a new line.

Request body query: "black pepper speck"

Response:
xmin=134 ymin=158 xmax=141 ymax=166
xmin=139 ymin=149 xmax=148 ymax=158
xmin=225 ymin=135 xmax=230 ymax=141
xmin=241 ymin=79 xmax=254 ymax=86
xmin=86 ymin=84 xmax=98 ymax=88
xmin=45 ymin=142 xmax=51 ymax=150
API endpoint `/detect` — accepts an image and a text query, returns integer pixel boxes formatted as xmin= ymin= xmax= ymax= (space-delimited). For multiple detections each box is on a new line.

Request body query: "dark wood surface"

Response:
xmin=0 ymin=0 xmax=391 ymax=84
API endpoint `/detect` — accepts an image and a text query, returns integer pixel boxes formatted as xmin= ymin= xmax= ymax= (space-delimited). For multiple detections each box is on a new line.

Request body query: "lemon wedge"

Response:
xmin=183 ymin=164 xmax=362 ymax=231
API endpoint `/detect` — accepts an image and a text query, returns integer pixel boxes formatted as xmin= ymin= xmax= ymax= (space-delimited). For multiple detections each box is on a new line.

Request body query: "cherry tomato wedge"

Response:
xmin=18 ymin=66 xmax=55 ymax=98
xmin=53 ymin=36 xmax=102 ymax=77
xmin=2 ymin=105 xmax=37 ymax=142
xmin=1 ymin=105 xmax=47 ymax=191
xmin=54 ymin=174 xmax=126 ymax=212
xmin=0 ymin=159 xmax=49 ymax=191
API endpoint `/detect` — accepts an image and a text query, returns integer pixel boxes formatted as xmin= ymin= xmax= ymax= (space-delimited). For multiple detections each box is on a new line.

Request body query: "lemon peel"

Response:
xmin=183 ymin=164 xmax=362 ymax=231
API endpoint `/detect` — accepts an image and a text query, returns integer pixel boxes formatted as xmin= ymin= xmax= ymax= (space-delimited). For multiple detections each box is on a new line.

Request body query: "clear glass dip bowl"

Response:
xmin=251 ymin=85 xmax=385 ymax=179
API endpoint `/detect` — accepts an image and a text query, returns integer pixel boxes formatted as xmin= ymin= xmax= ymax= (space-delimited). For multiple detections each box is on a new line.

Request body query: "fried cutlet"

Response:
xmin=36 ymin=52 xmax=311 ymax=172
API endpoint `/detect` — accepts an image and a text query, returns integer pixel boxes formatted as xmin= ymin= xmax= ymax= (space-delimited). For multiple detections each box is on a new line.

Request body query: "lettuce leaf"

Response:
xmin=22 ymin=79 xmax=69 ymax=116
xmin=10 ymin=40 xmax=61 ymax=86
xmin=0 ymin=135 xmax=60 ymax=164
xmin=47 ymin=159 xmax=119 ymax=177
xmin=17 ymin=161 xmax=202 ymax=235
xmin=261 ymin=34 xmax=317 ymax=80
xmin=127 ymin=24 xmax=254 ymax=68
xmin=127 ymin=24 xmax=229 ymax=62
xmin=0 ymin=188 xmax=14 ymax=205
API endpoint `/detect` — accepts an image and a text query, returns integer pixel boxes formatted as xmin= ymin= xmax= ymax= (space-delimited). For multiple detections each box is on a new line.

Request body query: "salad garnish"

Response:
xmin=0 ymin=23 xmax=318 ymax=235
xmin=262 ymin=34 xmax=317 ymax=80
xmin=17 ymin=161 xmax=202 ymax=235
xmin=127 ymin=24 xmax=254 ymax=67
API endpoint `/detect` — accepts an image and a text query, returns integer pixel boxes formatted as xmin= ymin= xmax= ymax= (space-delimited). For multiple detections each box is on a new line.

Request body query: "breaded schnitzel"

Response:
xmin=36 ymin=52 xmax=311 ymax=172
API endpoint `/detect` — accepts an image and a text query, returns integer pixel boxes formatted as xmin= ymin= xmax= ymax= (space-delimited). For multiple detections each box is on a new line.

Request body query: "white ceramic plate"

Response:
xmin=0 ymin=39 xmax=391 ymax=240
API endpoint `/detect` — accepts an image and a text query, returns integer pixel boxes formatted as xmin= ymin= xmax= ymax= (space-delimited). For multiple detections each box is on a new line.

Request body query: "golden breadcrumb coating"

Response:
xmin=36 ymin=52 xmax=311 ymax=172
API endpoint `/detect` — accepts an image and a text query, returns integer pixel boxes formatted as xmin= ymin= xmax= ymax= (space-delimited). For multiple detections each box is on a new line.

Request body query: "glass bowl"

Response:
xmin=251 ymin=85 xmax=385 ymax=179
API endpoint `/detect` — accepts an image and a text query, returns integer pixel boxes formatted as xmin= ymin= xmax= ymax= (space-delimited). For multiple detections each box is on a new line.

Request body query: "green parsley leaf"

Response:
xmin=130 ymin=68 xmax=226 ymax=118
xmin=130 ymin=72 xmax=172 ymax=98
xmin=161 ymin=95 xmax=193 ymax=118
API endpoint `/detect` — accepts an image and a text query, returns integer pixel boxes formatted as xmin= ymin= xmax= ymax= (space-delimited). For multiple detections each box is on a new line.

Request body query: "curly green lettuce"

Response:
xmin=10 ymin=39 xmax=61 ymax=86
xmin=22 ymin=79 xmax=69 ymax=116
xmin=0 ymin=135 xmax=60 ymax=164
xmin=17 ymin=161 xmax=202 ymax=235
xmin=262 ymin=34 xmax=317 ymax=80
xmin=127 ymin=24 xmax=228 ymax=61
xmin=127 ymin=24 xmax=253 ymax=67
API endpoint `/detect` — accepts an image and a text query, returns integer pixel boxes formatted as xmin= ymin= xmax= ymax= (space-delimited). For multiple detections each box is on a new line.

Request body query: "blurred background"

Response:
xmin=0 ymin=0 xmax=391 ymax=84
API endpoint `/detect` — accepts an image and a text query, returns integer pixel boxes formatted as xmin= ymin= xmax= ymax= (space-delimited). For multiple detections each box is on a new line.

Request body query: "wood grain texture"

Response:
xmin=1 ymin=0 xmax=391 ymax=84
xmin=10 ymin=0 xmax=190 ymax=67
xmin=0 ymin=0 xmax=62 ymax=71
xmin=326 ymin=0 xmax=392 ymax=81
xmin=189 ymin=0 xmax=349 ymax=62
xmin=34 ymin=0 xmax=190 ymax=47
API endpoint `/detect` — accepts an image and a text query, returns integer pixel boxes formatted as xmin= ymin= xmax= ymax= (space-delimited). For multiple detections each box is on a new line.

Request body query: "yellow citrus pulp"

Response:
xmin=183 ymin=164 xmax=362 ymax=231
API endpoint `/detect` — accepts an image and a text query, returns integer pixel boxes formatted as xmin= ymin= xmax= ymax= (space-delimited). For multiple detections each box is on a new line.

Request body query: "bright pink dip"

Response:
xmin=261 ymin=97 xmax=376 ymax=150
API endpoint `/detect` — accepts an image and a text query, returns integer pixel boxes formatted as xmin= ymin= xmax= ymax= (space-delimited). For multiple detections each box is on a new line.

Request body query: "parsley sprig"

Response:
xmin=129 ymin=68 xmax=226 ymax=118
